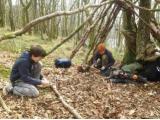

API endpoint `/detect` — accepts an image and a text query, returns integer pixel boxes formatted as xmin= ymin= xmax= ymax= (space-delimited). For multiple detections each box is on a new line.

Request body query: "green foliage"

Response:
xmin=0 ymin=29 xmax=85 ymax=66
xmin=0 ymin=64 xmax=11 ymax=79
xmin=0 ymin=28 xmax=124 ymax=66
xmin=110 ymin=48 xmax=124 ymax=62
xmin=0 ymin=34 xmax=47 ymax=53
xmin=122 ymin=49 xmax=136 ymax=64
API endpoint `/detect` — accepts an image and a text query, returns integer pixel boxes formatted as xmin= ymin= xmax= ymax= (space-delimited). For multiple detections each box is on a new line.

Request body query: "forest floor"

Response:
xmin=0 ymin=29 xmax=160 ymax=118
xmin=0 ymin=51 xmax=160 ymax=119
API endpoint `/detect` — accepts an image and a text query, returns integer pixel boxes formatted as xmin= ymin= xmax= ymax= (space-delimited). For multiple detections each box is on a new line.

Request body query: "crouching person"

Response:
xmin=93 ymin=43 xmax=115 ymax=75
xmin=3 ymin=45 xmax=50 ymax=97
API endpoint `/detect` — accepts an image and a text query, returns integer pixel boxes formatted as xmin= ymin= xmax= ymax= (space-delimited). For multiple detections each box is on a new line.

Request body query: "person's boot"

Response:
xmin=2 ymin=84 xmax=13 ymax=96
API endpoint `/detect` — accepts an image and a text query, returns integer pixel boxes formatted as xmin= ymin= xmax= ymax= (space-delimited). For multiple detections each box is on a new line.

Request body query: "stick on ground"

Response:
xmin=50 ymin=85 xmax=83 ymax=119
xmin=0 ymin=95 xmax=11 ymax=112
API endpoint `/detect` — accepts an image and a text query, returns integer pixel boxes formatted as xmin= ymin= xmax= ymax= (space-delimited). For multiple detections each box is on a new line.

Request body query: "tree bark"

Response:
xmin=0 ymin=1 xmax=112 ymax=42
xmin=122 ymin=0 xmax=137 ymax=64
xmin=32 ymin=0 xmax=38 ymax=34
xmin=20 ymin=0 xmax=32 ymax=34
xmin=8 ymin=0 xmax=15 ymax=31
xmin=0 ymin=0 xmax=5 ymax=27
xmin=136 ymin=0 xmax=151 ymax=61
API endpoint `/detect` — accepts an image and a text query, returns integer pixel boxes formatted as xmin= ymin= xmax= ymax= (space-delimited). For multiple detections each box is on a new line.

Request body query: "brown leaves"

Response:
xmin=77 ymin=65 xmax=90 ymax=73
xmin=0 ymin=66 xmax=160 ymax=118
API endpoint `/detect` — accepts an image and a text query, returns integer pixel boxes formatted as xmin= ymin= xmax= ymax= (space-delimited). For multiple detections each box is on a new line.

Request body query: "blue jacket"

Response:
xmin=93 ymin=49 xmax=115 ymax=68
xmin=10 ymin=51 xmax=42 ymax=86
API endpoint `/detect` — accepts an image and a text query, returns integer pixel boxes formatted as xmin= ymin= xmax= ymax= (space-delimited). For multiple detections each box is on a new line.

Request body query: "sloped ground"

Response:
xmin=0 ymin=51 xmax=160 ymax=119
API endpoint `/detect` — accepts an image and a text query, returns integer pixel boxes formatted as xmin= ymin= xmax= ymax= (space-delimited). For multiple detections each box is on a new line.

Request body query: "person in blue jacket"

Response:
xmin=93 ymin=43 xmax=115 ymax=75
xmin=3 ymin=45 xmax=50 ymax=97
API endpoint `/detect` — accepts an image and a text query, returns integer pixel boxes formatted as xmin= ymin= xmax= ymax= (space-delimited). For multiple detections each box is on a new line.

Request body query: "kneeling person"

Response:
xmin=4 ymin=45 xmax=49 ymax=97
xmin=93 ymin=43 xmax=115 ymax=74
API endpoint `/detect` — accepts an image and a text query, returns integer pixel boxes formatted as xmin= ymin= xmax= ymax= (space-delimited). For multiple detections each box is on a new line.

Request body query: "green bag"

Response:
xmin=121 ymin=62 xmax=143 ymax=73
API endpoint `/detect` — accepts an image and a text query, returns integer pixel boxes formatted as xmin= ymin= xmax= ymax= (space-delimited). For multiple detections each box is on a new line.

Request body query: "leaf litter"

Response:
xmin=0 ymin=52 xmax=160 ymax=119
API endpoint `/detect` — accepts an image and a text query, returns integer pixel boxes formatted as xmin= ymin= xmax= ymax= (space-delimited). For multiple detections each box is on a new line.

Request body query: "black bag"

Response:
xmin=140 ymin=59 xmax=160 ymax=81
xmin=54 ymin=58 xmax=71 ymax=68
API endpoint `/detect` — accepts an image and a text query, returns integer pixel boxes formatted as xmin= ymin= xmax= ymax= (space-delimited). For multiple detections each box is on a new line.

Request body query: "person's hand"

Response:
xmin=93 ymin=63 xmax=98 ymax=68
xmin=42 ymin=77 xmax=48 ymax=81
xmin=101 ymin=66 xmax=106 ymax=70
xmin=41 ymin=78 xmax=50 ymax=87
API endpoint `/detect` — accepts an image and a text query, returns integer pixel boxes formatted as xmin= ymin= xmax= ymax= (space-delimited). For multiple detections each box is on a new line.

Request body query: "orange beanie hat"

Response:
xmin=97 ymin=43 xmax=106 ymax=54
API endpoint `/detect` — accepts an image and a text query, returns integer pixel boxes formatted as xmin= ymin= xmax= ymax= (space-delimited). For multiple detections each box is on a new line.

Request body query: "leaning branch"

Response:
xmin=69 ymin=4 xmax=110 ymax=59
xmin=150 ymin=21 xmax=160 ymax=42
xmin=124 ymin=0 xmax=160 ymax=12
xmin=47 ymin=5 xmax=101 ymax=55
xmin=50 ymin=85 xmax=83 ymax=119
xmin=120 ymin=0 xmax=160 ymax=42
xmin=0 ymin=0 xmax=114 ymax=42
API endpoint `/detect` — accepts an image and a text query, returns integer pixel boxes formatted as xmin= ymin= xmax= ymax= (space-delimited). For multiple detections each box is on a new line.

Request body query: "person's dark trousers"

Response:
xmin=94 ymin=55 xmax=109 ymax=69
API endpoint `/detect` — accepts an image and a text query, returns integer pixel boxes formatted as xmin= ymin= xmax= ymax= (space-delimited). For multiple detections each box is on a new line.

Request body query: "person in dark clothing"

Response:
xmin=3 ymin=45 xmax=50 ymax=97
xmin=93 ymin=43 xmax=115 ymax=75
xmin=139 ymin=58 xmax=160 ymax=81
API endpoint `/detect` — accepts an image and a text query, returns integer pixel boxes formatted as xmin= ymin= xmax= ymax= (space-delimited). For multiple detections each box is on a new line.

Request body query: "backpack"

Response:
xmin=140 ymin=59 xmax=160 ymax=81
xmin=54 ymin=58 xmax=72 ymax=68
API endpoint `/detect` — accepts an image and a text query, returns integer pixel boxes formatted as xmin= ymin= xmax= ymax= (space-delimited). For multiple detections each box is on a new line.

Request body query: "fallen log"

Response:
xmin=50 ymin=85 xmax=83 ymax=119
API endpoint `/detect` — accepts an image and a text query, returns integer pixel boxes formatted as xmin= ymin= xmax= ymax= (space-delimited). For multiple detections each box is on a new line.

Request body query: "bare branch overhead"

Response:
xmin=0 ymin=0 xmax=114 ymax=41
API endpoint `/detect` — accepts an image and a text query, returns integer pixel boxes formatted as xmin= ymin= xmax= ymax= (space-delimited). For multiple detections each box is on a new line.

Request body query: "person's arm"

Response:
xmin=38 ymin=61 xmax=43 ymax=80
xmin=104 ymin=51 xmax=115 ymax=69
xmin=40 ymin=74 xmax=43 ymax=80
xmin=18 ymin=60 xmax=42 ymax=85
xmin=93 ymin=51 xmax=99 ymax=65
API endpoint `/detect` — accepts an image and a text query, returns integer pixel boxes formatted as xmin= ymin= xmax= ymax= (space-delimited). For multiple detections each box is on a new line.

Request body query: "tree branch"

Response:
xmin=50 ymin=85 xmax=83 ymax=119
xmin=124 ymin=0 xmax=160 ymax=12
xmin=150 ymin=21 xmax=160 ymax=42
xmin=47 ymin=6 xmax=100 ymax=55
xmin=87 ymin=4 xmax=121 ymax=65
xmin=0 ymin=95 xmax=11 ymax=113
xmin=0 ymin=0 xmax=114 ymax=42
xmin=85 ymin=3 xmax=113 ymax=63
xmin=69 ymin=4 xmax=111 ymax=59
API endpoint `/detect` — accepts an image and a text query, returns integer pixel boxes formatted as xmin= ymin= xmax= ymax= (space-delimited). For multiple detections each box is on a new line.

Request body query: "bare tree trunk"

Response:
xmin=83 ymin=0 xmax=95 ymax=48
xmin=32 ymin=0 xmax=38 ymax=34
xmin=48 ymin=0 xmax=58 ymax=39
xmin=0 ymin=0 xmax=5 ymax=27
xmin=0 ymin=1 xmax=112 ymax=41
xmin=122 ymin=0 xmax=137 ymax=64
xmin=20 ymin=0 xmax=32 ymax=34
xmin=136 ymin=0 xmax=152 ymax=61
xmin=8 ymin=0 xmax=15 ymax=31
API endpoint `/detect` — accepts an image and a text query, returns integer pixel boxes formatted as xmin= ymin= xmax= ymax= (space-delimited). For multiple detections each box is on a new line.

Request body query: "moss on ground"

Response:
xmin=0 ymin=64 xmax=11 ymax=79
